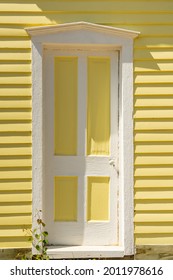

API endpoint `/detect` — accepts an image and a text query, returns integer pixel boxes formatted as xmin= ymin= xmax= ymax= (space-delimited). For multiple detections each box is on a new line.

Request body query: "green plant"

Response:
xmin=17 ymin=210 xmax=49 ymax=260
xmin=30 ymin=213 xmax=49 ymax=260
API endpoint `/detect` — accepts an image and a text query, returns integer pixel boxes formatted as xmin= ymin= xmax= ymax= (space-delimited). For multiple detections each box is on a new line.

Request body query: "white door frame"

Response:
xmin=26 ymin=22 xmax=139 ymax=258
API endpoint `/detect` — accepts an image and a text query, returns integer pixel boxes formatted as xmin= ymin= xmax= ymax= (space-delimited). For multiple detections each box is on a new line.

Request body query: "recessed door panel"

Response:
xmin=54 ymin=57 xmax=78 ymax=155
xmin=87 ymin=176 xmax=110 ymax=221
xmin=54 ymin=176 xmax=78 ymax=221
xmin=87 ymin=57 xmax=110 ymax=155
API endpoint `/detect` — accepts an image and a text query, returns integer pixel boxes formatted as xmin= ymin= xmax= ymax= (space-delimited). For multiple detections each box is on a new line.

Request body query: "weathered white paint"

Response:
xmin=47 ymin=245 xmax=124 ymax=259
xmin=44 ymin=49 xmax=118 ymax=246
xmin=26 ymin=21 xmax=139 ymax=257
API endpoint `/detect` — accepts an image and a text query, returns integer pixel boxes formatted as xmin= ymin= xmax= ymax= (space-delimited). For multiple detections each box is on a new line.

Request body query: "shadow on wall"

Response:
xmin=34 ymin=1 xmax=171 ymax=73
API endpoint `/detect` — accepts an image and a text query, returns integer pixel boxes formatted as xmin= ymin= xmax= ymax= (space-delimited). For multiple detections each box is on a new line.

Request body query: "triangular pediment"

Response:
xmin=26 ymin=21 xmax=139 ymax=39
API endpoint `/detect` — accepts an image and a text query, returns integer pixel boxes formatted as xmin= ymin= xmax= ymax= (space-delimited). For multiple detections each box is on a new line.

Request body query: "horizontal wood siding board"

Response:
xmin=135 ymin=64 xmax=173 ymax=73
xmin=134 ymin=50 xmax=173 ymax=61
xmin=0 ymin=215 xmax=31 ymax=226
xmin=0 ymin=240 xmax=31 ymax=248
xmin=135 ymin=155 xmax=173 ymax=165
xmin=135 ymin=74 xmax=173 ymax=84
xmin=0 ymin=88 xmax=31 ymax=97
xmin=0 ymin=51 xmax=31 ymax=61
xmin=0 ymin=228 xmax=31 ymax=237
xmin=135 ymin=225 xmax=173 ymax=234
xmin=135 ymin=86 xmax=173 ymax=96
xmin=0 ymin=147 xmax=31 ymax=156
xmin=0 ymin=192 xmax=32 ymax=202
xmin=0 ymin=135 xmax=31 ymax=144
xmin=0 ymin=39 xmax=31 ymax=49
xmin=0 ymin=16 xmax=172 ymax=29
xmin=0 ymin=100 xmax=31 ymax=109
xmin=135 ymin=179 xmax=173 ymax=189
xmin=135 ymin=121 xmax=173 ymax=131
xmin=0 ymin=64 xmax=31 ymax=73
xmin=0 ymin=159 xmax=32 ymax=167
xmin=0 ymin=2 xmax=173 ymax=13
xmin=0 ymin=77 xmax=31 ymax=85
xmin=0 ymin=112 xmax=31 ymax=121
xmin=134 ymin=37 xmax=173 ymax=48
xmin=0 ymin=181 xmax=32 ymax=191
xmin=0 ymin=170 xmax=32 ymax=180
xmin=0 ymin=28 xmax=29 ymax=37
xmin=135 ymin=133 xmax=173 ymax=142
xmin=135 ymin=98 xmax=173 ymax=108
xmin=135 ymin=213 xmax=173 ymax=223
xmin=135 ymin=144 xmax=173 ymax=154
xmin=134 ymin=189 xmax=173 ymax=199
xmin=134 ymin=109 xmax=173 ymax=119
xmin=0 ymin=124 xmax=31 ymax=132
xmin=135 ymin=235 xmax=173 ymax=245
xmin=135 ymin=201 xmax=173 ymax=211
xmin=135 ymin=167 xmax=173 ymax=177
xmin=0 ymin=14 xmax=173 ymax=25
xmin=115 ymin=25 xmax=173 ymax=37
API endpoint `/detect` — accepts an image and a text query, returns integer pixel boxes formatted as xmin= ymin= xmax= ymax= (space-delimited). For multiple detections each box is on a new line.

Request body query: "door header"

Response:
xmin=26 ymin=21 xmax=140 ymax=39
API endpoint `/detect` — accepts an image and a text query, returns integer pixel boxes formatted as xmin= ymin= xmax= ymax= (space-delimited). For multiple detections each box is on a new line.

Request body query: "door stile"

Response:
xmin=77 ymin=53 xmax=87 ymax=228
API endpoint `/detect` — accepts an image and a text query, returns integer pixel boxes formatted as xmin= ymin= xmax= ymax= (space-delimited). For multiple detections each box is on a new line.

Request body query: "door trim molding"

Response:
xmin=26 ymin=22 xmax=139 ymax=257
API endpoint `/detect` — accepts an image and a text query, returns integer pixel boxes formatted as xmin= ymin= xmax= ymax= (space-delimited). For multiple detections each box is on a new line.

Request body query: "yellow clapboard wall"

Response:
xmin=0 ymin=0 xmax=173 ymax=248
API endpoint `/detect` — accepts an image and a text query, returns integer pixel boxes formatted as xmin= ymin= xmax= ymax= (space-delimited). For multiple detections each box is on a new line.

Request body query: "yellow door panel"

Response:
xmin=87 ymin=57 xmax=110 ymax=155
xmin=87 ymin=176 xmax=110 ymax=221
xmin=54 ymin=176 xmax=78 ymax=221
xmin=54 ymin=57 xmax=78 ymax=155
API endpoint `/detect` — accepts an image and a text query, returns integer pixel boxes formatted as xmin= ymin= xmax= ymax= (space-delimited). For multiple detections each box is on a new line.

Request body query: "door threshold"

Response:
xmin=47 ymin=245 xmax=124 ymax=259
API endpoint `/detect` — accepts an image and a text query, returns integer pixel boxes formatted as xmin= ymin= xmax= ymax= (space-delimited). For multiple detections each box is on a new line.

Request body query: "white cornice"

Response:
xmin=26 ymin=21 xmax=140 ymax=39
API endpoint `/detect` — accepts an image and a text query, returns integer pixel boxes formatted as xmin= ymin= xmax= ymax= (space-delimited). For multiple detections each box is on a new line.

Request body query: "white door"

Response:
xmin=43 ymin=48 xmax=119 ymax=246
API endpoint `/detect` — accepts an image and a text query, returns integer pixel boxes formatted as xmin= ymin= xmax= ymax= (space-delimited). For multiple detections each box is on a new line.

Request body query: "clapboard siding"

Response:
xmin=0 ymin=1 xmax=33 ymax=248
xmin=135 ymin=133 xmax=173 ymax=142
xmin=0 ymin=14 xmax=173 ymax=26
xmin=0 ymin=39 xmax=31 ymax=49
xmin=0 ymin=1 xmax=173 ymax=13
xmin=135 ymin=155 xmax=173 ymax=165
xmin=0 ymin=0 xmax=172 ymax=248
xmin=134 ymin=5 xmax=173 ymax=245
xmin=135 ymin=97 xmax=173 ymax=107
xmin=0 ymin=64 xmax=31 ymax=73
xmin=0 ymin=158 xmax=32 ymax=167
xmin=0 ymin=181 xmax=31 ymax=191
xmin=135 ymin=86 xmax=173 ymax=96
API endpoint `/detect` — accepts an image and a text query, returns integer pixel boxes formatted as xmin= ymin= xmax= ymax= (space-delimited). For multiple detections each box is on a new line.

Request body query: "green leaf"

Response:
xmin=35 ymin=234 xmax=40 ymax=240
xmin=43 ymin=240 xmax=48 ymax=246
xmin=36 ymin=245 xmax=41 ymax=251
xmin=43 ymin=231 xmax=48 ymax=237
